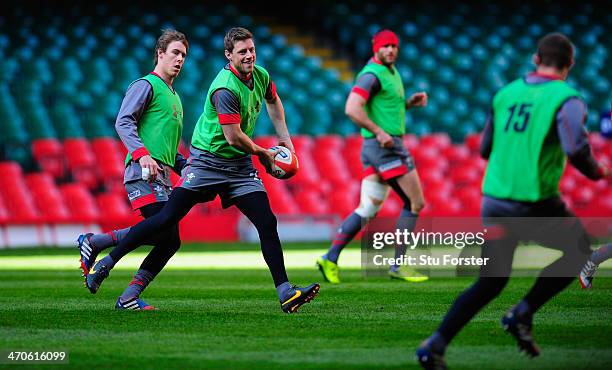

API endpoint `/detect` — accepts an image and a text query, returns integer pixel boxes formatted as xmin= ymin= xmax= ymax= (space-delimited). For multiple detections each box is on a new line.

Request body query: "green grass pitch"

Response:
xmin=0 ymin=243 xmax=611 ymax=369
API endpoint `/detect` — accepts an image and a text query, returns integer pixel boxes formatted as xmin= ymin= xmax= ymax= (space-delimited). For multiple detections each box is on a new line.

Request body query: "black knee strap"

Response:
xmin=386 ymin=178 xmax=412 ymax=211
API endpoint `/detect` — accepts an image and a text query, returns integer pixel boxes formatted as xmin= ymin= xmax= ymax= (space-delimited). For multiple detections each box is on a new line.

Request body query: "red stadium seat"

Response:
xmin=60 ymin=183 xmax=99 ymax=223
xmin=263 ymin=179 xmax=299 ymax=215
xmin=96 ymin=193 xmax=132 ymax=217
xmin=564 ymin=165 xmax=581 ymax=179
xmin=1 ymin=189 xmax=41 ymax=223
xmin=425 ymin=187 xmax=462 ymax=216
xmin=92 ymin=138 xmax=125 ymax=192
xmin=403 ymin=134 xmax=419 ymax=151
xmin=291 ymin=135 xmax=314 ymax=154
xmin=423 ymin=178 xmax=455 ymax=216
xmin=329 ymin=189 xmax=358 ymax=218
xmin=449 ymin=166 xmax=481 ymax=188
xmin=96 ymin=192 xmax=141 ymax=230
xmin=63 ymin=138 xmax=96 ymax=168
xmin=412 ymin=146 xmax=441 ymax=169
xmin=315 ymin=161 xmax=352 ymax=186
xmin=286 ymin=150 xmax=322 ymax=190
xmin=313 ymin=142 xmax=352 ymax=187
xmin=294 ymin=189 xmax=330 ymax=215
xmin=455 ymin=186 xmax=481 ymax=204
xmin=419 ymin=167 xmax=445 ymax=184
xmin=437 ymin=198 xmax=463 ymax=216
xmin=0 ymin=162 xmax=41 ymax=223
xmin=291 ymin=135 xmax=315 ymax=183
xmin=597 ymin=189 xmax=612 ymax=214
xmin=0 ymin=194 xmax=8 ymax=224
xmin=91 ymin=138 xmax=122 ymax=160
xmin=473 ymin=157 xmax=487 ymax=175
xmin=420 ymin=133 xmax=451 ymax=150
xmin=31 ymin=138 xmax=66 ymax=179
xmin=464 ymin=133 xmax=482 ymax=154
xmin=577 ymin=194 xmax=612 ymax=217
xmin=443 ymin=144 xmax=471 ymax=166
xmin=422 ymin=155 xmax=449 ymax=174
xmin=571 ymin=186 xmax=595 ymax=210
xmin=423 ymin=178 xmax=453 ymax=197
xmin=63 ymin=139 xmax=99 ymax=189
xmin=342 ymin=147 xmax=362 ymax=179
xmin=588 ymin=133 xmax=606 ymax=153
xmin=25 ymin=173 xmax=71 ymax=223
xmin=455 ymin=187 xmax=482 ymax=216
xmin=344 ymin=134 xmax=363 ymax=151
xmin=117 ymin=140 xmax=128 ymax=159
xmin=0 ymin=161 xmax=24 ymax=180
xmin=591 ymin=176 xmax=609 ymax=191
xmin=315 ymin=134 xmax=344 ymax=151
xmin=342 ymin=134 xmax=363 ymax=178
xmin=559 ymin=175 xmax=577 ymax=194
xmin=596 ymin=151 xmax=611 ymax=169
xmin=606 ymin=139 xmax=612 ymax=158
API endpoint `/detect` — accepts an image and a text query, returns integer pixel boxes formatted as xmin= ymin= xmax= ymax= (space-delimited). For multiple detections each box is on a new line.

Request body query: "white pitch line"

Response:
xmin=0 ymin=247 xmax=610 ymax=271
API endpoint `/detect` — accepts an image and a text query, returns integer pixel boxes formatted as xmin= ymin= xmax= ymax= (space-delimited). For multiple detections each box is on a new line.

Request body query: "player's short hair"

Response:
xmin=153 ymin=29 xmax=188 ymax=66
xmin=536 ymin=32 xmax=574 ymax=69
xmin=224 ymin=27 xmax=253 ymax=53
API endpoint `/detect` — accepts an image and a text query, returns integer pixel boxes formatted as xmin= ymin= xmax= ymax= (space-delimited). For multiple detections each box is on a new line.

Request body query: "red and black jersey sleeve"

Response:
xmin=351 ymin=72 xmax=381 ymax=102
xmin=211 ymin=88 xmax=241 ymax=125
xmin=265 ymin=80 xmax=277 ymax=102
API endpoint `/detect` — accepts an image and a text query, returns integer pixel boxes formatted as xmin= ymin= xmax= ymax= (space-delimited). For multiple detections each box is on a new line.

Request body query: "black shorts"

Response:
xmin=124 ymin=162 xmax=173 ymax=211
xmin=481 ymin=195 xmax=573 ymax=218
xmin=481 ymin=195 xmax=590 ymax=254
xmin=176 ymin=146 xmax=266 ymax=208
xmin=361 ymin=137 xmax=415 ymax=180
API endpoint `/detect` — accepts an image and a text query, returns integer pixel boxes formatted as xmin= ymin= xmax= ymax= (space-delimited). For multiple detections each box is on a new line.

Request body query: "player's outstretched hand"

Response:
xmin=139 ymin=155 xmax=163 ymax=181
xmin=257 ymin=147 xmax=279 ymax=174
xmin=407 ymin=92 xmax=428 ymax=108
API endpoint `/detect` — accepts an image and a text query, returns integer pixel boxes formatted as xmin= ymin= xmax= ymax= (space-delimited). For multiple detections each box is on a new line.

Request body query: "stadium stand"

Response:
xmin=0 ymin=1 xmax=609 ymax=245
xmin=297 ymin=0 xmax=612 ymax=138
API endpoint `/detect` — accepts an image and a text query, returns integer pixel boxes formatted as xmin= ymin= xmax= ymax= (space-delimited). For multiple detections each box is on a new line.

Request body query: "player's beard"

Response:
xmin=376 ymin=51 xmax=396 ymax=66
xmin=383 ymin=53 xmax=397 ymax=65
xmin=241 ymin=59 xmax=254 ymax=74
xmin=380 ymin=57 xmax=395 ymax=67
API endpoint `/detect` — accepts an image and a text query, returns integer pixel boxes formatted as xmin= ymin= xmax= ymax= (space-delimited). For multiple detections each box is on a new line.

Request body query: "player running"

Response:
xmin=84 ymin=27 xmax=319 ymax=313
xmin=78 ymin=29 xmax=188 ymax=310
xmin=316 ymin=29 xmax=428 ymax=284
xmin=416 ymin=33 xmax=611 ymax=369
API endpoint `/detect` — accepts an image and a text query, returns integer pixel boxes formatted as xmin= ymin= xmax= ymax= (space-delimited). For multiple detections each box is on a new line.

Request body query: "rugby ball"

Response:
xmin=269 ymin=146 xmax=299 ymax=179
